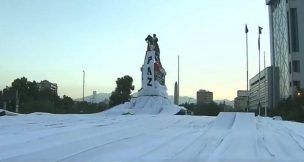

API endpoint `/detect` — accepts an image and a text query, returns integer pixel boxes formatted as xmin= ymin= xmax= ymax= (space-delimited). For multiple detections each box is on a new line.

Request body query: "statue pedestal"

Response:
xmin=139 ymin=51 xmax=168 ymax=98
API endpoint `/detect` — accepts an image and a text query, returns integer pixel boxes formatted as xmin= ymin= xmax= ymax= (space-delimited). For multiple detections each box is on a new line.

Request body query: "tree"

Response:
xmin=109 ymin=75 xmax=134 ymax=107
xmin=194 ymin=102 xmax=223 ymax=116
xmin=59 ymin=95 xmax=74 ymax=113
xmin=180 ymin=102 xmax=195 ymax=112
xmin=27 ymin=81 xmax=39 ymax=100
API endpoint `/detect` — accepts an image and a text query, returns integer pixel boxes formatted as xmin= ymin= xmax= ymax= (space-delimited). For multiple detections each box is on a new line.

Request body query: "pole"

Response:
xmin=16 ymin=90 xmax=19 ymax=113
xmin=258 ymin=42 xmax=261 ymax=116
xmin=83 ymin=70 xmax=85 ymax=102
xmin=258 ymin=26 xmax=263 ymax=116
xmin=178 ymin=55 xmax=180 ymax=105
xmin=264 ymin=51 xmax=267 ymax=116
xmin=246 ymin=28 xmax=249 ymax=112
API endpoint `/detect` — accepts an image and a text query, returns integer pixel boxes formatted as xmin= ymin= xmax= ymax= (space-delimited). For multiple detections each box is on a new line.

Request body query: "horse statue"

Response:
xmin=144 ymin=34 xmax=165 ymax=85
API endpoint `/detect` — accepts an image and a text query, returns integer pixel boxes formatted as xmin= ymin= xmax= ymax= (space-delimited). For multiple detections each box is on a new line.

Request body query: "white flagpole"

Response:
xmin=246 ymin=25 xmax=249 ymax=112
xmin=258 ymin=26 xmax=263 ymax=116
xmin=264 ymin=51 xmax=267 ymax=116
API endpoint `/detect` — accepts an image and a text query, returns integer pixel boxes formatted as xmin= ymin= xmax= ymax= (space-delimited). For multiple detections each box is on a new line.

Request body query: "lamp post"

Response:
xmin=83 ymin=70 xmax=85 ymax=102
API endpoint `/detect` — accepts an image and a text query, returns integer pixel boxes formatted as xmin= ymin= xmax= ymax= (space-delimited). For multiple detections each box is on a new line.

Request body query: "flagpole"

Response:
xmin=264 ymin=51 xmax=267 ymax=116
xmin=246 ymin=25 xmax=249 ymax=112
xmin=258 ymin=38 xmax=261 ymax=116
xmin=258 ymin=26 xmax=263 ymax=116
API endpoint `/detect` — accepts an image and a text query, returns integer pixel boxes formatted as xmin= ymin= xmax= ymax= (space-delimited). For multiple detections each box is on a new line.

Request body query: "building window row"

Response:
xmin=289 ymin=60 xmax=300 ymax=73
xmin=290 ymin=8 xmax=299 ymax=52
xmin=293 ymin=81 xmax=300 ymax=89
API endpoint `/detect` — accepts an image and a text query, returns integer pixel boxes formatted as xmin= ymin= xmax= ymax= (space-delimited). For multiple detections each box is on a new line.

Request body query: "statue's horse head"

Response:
xmin=145 ymin=35 xmax=155 ymax=51
xmin=145 ymin=35 xmax=153 ymax=44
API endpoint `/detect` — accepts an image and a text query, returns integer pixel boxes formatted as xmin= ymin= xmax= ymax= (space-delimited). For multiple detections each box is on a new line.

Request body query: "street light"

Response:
xmin=83 ymin=70 xmax=85 ymax=102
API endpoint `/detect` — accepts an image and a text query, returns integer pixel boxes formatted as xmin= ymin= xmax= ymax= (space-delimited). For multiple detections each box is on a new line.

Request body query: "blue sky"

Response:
xmin=0 ymin=0 xmax=270 ymax=100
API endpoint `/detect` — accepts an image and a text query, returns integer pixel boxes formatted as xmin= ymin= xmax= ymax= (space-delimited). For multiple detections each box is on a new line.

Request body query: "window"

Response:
xmin=290 ymin=8 xmax=299 ymax=52
xmin=293 ymin=60 xmax=300 ymax=72
xmin=289 ymin=62 xmax=291 ymax=73
xmin=293 ymin=81 xmax=300 ymax=89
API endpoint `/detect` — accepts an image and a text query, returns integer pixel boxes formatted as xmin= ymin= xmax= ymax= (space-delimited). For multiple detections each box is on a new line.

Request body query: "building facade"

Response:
xmin=197 ymin=89 xmax=213 ymax=105
xmin=234 ymin=90 xmax=248 ymax=111
xmin=38 ymin=80 xmax=58 ymax=94
xmin=248 ymin=67 xmax=279 ymax=110
xmin=266 ymin=0 xmax=304 ymax=99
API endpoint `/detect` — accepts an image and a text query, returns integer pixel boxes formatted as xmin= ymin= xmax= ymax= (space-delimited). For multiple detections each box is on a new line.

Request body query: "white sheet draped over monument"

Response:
xmin=103 ymin=34 xmax=186 ymax=115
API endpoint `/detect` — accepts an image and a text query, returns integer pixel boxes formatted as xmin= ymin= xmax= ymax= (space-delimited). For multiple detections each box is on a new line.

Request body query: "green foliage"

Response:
xmin=194 ymin=102 xmax=224 ymax=116
xmin=180 ymin=102 xmax=196 ymax=112
xmin=109 ymin=75 xmax=134 ymax=107
xmin=180 ymin=102 xmax=225 ymax=116
xmin=270 ymin=95 xmax=304 ymax=122
xmin=1 ymin=77 xmax=109 ymax=114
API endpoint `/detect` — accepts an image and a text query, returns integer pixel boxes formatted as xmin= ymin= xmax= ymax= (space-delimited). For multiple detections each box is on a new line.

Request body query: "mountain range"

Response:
xmin=74 ymin=92 xmax=234 ymax=107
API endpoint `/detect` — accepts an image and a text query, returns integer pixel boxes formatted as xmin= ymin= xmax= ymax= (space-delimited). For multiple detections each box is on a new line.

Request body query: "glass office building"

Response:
xmin=266 ymin=0 xmax=303 ymax=101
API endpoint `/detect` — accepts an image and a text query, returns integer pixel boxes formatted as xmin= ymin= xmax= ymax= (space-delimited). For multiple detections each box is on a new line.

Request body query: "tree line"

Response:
xmin=180 ymin=102 xmax=233 ymax=116
xmin=0 ymin=77 xmax=111 ymax=114
xmin=4 ymin=75 xmax=304 ymax=122
xmin=181 ymin=94 xmax=304 ymax=122
xmin=0 ymin=75 xmax=135 ymax=114
xmin=267 ymin=90 xmax=304 ymax=122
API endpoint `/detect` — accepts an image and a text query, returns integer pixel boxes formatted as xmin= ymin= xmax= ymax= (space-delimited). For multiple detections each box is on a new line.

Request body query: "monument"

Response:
xmin=103 ymin=34 xmax=187 ymax=115
xmin=139 ymin=34 xmax=167 ymax=97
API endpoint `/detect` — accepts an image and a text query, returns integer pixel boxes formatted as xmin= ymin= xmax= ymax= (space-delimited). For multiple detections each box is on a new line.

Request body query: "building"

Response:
xmin=197 ymin=89 xmax=213 ymax=105
xmin=91 ymin=91 xmax=97 ymax=103
xmin=266 ymin=0 xmax=304 ymax=99
xmin=234 ymin=90 xmax=248 ymax=111
xmin=248 ymin=66 xmax=279 ymax=110
xmin=174 ymin=82 xmax=179 ymax=105
xmin=38 ymin=80 xmax=58 ymax=94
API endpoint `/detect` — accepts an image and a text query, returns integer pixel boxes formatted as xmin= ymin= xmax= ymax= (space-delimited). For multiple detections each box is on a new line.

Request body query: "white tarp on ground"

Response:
xmin=102 ymin=95 xmax=183 ymax=115
xmin=0 ymin=109 xmax=19 ymax=116
xmin=1 ymin=112 xmax=304 ymax=161
xmin=103 ymin=82 xmax=184 ymax=115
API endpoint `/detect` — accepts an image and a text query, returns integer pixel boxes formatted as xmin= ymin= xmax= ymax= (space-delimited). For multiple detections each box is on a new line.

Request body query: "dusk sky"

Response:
xmin=0 ymin=0 xmax=270 ymax=100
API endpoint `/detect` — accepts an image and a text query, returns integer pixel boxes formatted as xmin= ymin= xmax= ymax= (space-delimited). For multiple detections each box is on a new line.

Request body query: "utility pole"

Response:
xmin=83 ymin=70 xmax=85 ymax=102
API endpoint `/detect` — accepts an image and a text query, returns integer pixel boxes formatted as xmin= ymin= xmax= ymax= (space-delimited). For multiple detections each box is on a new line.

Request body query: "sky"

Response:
xmin=0 ymin=0 xmax=270 ymax=100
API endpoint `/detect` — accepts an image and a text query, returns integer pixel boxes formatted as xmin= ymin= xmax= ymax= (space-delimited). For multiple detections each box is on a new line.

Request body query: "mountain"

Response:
xmin=75 ymin=92 xmax=196 ymax=104
xmin=214 ymin=99 xmax=234 ymax=107
xmin=74 ymin=92 xmax=233 ymax=107
xmin=74 ymin=93 xmax=111 ymax=103
xmin=168 ymin=96 xmax=196 ymax=104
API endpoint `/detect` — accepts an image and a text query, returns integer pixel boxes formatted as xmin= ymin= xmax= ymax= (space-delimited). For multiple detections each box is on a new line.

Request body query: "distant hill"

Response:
xmin=74 ymin=93 xmax=111 ymax=103
xmin=75 ymin=92 xmax=196 ymax=104
xmin=214 ymin=99 xmax=234 ymax=107
xmin=74 ymin=92 xmax=233 ymax=107
xmin=168 ymin=96 xmax=196 ymax=104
